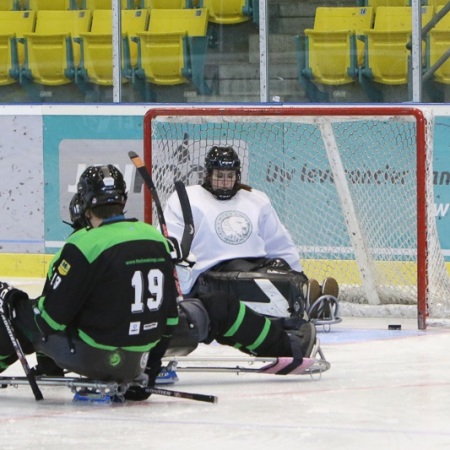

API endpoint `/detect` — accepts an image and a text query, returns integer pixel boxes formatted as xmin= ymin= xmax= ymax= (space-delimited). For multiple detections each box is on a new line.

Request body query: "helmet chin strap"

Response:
xmin=211 ymin=187 xmax=235 ymax=200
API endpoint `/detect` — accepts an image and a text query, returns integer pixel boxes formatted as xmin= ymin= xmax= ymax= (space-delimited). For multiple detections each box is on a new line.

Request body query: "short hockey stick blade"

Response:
xmin=148 ymin=386 xmax=218 ymax=404
xmin=0 ymin=313 xmax=43 ymax=401
xmin=174 ymin=180 xmax=194 ymax=258
xmin=128 ymin=151 xmax=155 ymax=189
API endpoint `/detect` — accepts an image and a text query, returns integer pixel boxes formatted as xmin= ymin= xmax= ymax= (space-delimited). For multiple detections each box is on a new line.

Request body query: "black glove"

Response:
xmin=0 ymin=282 xmax=28 ymax=319
xmin=123 ymin=360 xmax=162 ymax=401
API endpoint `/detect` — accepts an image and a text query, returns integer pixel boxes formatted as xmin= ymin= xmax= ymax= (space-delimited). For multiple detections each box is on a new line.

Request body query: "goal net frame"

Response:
xmin=143 ymin=105 xmax=444 ymax=330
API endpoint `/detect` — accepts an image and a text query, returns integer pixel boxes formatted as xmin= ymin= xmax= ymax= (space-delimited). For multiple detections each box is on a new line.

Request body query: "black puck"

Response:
xmin=388 ymin=324 xmax=402 ymax=330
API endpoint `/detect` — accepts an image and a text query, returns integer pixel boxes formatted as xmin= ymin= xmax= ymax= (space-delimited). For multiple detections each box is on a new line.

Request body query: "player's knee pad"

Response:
xmin=197 ymin=264 xmax=307 ymax=319
xmin=164 ymin=299 xmax=209 ymax=357
xmin=197 ymin=291 xmax=243 ymax=340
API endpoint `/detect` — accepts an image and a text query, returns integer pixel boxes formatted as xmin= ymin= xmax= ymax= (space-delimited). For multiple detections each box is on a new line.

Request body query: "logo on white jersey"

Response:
xmin=215 ymin=211 xmax=252 ymax=245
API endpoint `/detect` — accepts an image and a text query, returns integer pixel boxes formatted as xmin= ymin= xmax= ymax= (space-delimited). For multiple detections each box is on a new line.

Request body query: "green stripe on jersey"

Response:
xmin=67 ymin=221 xmax=169 ymax=263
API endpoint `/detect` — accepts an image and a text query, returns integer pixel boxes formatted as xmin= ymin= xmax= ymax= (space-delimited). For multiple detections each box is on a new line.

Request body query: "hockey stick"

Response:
xmin=147 ymin=386 xmax=217 ymax=404
xmin=128 ymin=151 xmax=183 ymax=301
xmin=0 ymin=376 xmax=218 ymax=404
xmin=129 ymin=151 xmax=169 ymax=237
xmin=0 ymin=312 xmax=43 ymax=401
xmin=174 ymin=180 xmax=194 ymax=258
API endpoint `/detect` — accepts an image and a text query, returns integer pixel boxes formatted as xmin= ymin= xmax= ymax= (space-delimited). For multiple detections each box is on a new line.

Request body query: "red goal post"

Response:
xmin=143 ymin=105 xmax=450 ymax=330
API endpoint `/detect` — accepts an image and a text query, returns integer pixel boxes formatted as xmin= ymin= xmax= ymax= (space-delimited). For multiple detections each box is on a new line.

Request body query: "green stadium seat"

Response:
xmin=0 ymin=10 xmax=35 ymax=85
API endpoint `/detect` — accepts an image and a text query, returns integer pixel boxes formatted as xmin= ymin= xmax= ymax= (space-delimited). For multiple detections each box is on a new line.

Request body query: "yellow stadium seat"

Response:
xmin=426 ymin=0 xmax=449 ymax=8
xmin=0 ymin=0 xmax=20 ymax=10
xmin=359 ymin=6 xmax=433 ymax=85
xmin=199 ymin=0 xmax=250 ymax=24
xmin=147 ymin=6 xmax=207 ymax=34
xmin=76 ymin=9 xmax=148 ymax=85
xmin=83 ymin=0 xmax=130 ymax=9
xmin=297 ymin=7 xmax=374 ymax=86
xmin=426 ymin=5 xmax=450 ymax=84
xmin=361 ymin=0 xmax=409 ymax=7
xmin=0 ymin=10 xmax=35 ymax=85
xmin=132 ymin=7 xmax=211 ymax=93
xmin=19 ymin=10 xmax=91 ymax=85
xmin=141 ymin=0 xmax=190 ymax=8
xmin=24 ymin=0 xmax=75 ymax=9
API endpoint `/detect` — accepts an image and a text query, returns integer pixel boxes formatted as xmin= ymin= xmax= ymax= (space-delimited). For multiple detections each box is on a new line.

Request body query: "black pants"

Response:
xmin=197 ymin=291 xmax=294 ymax=357
xmin=0 ymin=298 xmax=147 ymax=383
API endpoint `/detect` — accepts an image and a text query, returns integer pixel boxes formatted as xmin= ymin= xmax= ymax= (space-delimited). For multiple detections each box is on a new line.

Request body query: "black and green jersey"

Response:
xmin=35 ymin=218 xmax=179 ymax=352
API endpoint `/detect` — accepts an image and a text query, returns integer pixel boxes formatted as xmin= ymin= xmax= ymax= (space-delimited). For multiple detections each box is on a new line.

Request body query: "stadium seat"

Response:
xmin=426 ymin=0 xmax=449 ymax=8
xmin=426 ymin=5 xmax=450 ymax=84
xmin=0 ymin=10 xmax=35 ymax=85
xmin=357 ymin=0 xmax=409 ymax=7
xmin=17 ymin=10 xmax=91 ymax=85
xmin=198 ymin=0 xmax=251 ymax=24
xmin=24 ymin=0 xmax=76 ymax=9
xmin=0 ymin=0 xmax=21 ymax=10
xmin=75 ymin=9 xmax=148 ymax=86
xmin=295 ymin=7 xmax=374 ymax=90
xmin=139 ymin=0 xmax=191 ymax=8
xmin=131 ymin=7 xmax=211 ymax=94
xmin=82 ymin=0 xmax=131 ymax=9
xmin=359 ymin=6 xmax=433 ymax=86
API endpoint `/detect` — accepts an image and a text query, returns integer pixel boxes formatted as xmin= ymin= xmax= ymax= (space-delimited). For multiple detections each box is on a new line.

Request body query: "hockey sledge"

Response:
xmin=162 ymin=339 xmax=330 ymax=377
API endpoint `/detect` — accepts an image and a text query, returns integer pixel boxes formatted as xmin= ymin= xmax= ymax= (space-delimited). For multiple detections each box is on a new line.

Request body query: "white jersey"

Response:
xmin=164 ymin=184 xmax=303 ymax=294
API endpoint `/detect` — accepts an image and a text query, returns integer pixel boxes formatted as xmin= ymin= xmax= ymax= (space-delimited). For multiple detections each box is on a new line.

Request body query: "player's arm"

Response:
xmin=259 ymin=201 xmax=303 ymax=272
xmin=33 ymin=243 xmax=92 ymax=336
xmin=163 ymin=191 xmax=187 ymax=244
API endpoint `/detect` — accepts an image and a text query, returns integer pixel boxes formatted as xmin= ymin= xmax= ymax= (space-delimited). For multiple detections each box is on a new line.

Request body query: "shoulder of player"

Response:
xmin=238 ymin=187 xmax=270 ymax=202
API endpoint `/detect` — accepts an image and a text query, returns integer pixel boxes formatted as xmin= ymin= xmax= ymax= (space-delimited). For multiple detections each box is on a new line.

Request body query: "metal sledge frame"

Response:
xmin=162 ymin=339 xmax=331 ymax=377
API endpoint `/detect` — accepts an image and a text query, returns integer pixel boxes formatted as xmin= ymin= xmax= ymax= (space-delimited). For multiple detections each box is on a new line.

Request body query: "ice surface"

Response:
xmin=1 ymin=280 xmax=450 ymax=449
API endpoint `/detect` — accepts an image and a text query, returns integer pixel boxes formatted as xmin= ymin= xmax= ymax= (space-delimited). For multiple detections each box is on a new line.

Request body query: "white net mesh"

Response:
xmin=145 ymin=107 xmax=450 ymax=324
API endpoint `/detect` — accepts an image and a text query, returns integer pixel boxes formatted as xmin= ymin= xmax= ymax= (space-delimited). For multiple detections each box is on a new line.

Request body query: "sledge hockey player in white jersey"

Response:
xmin=164 ymin=146 xmax=341 ymax=326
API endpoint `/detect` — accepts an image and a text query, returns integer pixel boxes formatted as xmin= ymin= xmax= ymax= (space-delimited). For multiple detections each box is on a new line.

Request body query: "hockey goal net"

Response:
xmin=143 ymin=105 xmax=450 ymax=329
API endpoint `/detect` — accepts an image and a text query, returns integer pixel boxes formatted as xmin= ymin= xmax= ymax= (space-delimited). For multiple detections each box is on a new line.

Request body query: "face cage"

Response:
xmin=205 ymin=169 xmax=241 ymax=200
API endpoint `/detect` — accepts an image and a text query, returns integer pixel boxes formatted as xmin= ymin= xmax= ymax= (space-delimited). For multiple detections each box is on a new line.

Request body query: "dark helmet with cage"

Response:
xmin=203 ymin=146 xmax=241 ymax=200
xmin=77 ymin=165 xmax=127 ymax=217
xmin=68 ymin=192 xmax=89 ymax=231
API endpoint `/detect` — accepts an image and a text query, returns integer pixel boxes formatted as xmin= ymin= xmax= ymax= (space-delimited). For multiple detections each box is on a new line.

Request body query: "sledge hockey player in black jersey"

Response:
xmin=0 ymin=164 xmax=319 ymax=401
xmin=164 ymin=146 xmax=341 ymax=326
xmin=0 ymin=165 xmax=180 ymax=392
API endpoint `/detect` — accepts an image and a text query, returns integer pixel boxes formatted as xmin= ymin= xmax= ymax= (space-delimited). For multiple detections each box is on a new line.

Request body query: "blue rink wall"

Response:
xmin=1 ymin=104 xmax=450 ymax=276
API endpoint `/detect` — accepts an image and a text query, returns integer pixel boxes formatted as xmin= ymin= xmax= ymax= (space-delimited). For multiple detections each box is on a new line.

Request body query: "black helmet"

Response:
xmin=69 ymin=192 xmax=89 ymax=230
xmin=203 ymin=146 xmax=241 ymax=200
xmin=77 ymin=165 xmax=127 ymax=214
xmin=205 ymin=146 xmax=241 ymax=172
